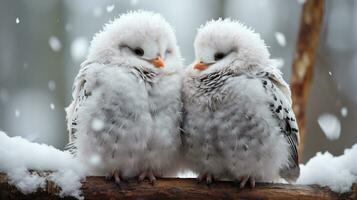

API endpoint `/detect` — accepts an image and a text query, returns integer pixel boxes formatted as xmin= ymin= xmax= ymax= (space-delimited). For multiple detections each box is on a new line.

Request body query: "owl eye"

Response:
xmin=214 ymin=52 xmax=225 ymax=61
xmin=133 ymin=47 xmax=144 ymax=56
xmin=165 ymin=49 xmax=172 ymax=55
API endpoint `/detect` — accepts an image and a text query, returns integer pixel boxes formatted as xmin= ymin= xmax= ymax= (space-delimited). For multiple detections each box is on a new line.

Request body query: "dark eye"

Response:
xmin=214 ymin=52 xmax=225 ymax=61
xmin=165 ymin=49 xmax=172 ymax=55
xmin=133 ymin=48 xmax=144 ymax=56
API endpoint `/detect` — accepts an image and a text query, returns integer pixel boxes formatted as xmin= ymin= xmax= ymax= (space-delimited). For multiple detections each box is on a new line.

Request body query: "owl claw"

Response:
xmin=107 ymin=170 xmax=124 ymax=187
xmin=197 ymin=173 xmax=214 ymax=185
xmin=238 ymin=176 xmax=256 ymax=189
xmin=138 ymin=170 xmax=156 ymax=185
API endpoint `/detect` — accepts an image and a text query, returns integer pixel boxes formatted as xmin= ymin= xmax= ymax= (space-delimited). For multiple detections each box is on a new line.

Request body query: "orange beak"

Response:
xmin=150 ymin=57 xmax=165 ymax=68
xmin=194 ymin=62 xmax=209 ymax=71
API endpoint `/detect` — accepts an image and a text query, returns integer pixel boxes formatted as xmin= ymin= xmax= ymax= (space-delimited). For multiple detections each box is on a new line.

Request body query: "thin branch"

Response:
xmin=291 ymin=0 xmax=324 ymax=159
xmin=0 ymin=173 xmax=356 ymax=200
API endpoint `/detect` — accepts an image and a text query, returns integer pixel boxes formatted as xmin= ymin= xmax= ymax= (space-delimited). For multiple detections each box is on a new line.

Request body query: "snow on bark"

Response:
xmin=0 ymin=131 xmax=87 ymax=199
xmin=297 ymin=143 xmax=357 ymax=192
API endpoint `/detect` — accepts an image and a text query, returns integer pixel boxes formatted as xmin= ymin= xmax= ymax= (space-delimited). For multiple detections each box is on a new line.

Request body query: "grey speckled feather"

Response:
xmin=182 ymin=68 xmax=299 ymax=182
xmin=64 ymin=11 xmax=184 ymax=180
xmin=182 ymin=18 xmax=300 ymax=184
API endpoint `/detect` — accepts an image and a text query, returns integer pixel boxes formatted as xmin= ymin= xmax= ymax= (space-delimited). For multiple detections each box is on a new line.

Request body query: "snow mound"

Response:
xmin=317 ymin=113 xmax=341 ymax=140
xmin=0 ymin=131 xmax=87 ymax=199
xmin=297 ymin=143 xmax=357 ymax=193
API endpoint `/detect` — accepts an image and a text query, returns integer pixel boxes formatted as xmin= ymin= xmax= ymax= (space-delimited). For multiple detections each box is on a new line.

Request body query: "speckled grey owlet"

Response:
xmin=182 ymin=19 xmax=299 ymax=188
xmin=65 ymin=11 xmax=183 ymax=184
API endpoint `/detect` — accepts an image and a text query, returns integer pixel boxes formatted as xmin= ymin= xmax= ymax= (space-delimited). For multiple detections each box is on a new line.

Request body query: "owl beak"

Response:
xmin=150 ymin=57 xmax=165 ymax=68
xmin=194 ymin=62 xmax=209 ymax=71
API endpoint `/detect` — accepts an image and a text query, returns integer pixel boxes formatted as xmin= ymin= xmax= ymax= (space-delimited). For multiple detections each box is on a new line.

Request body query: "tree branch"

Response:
xmin=291 ymin=0 xmax=324 ymax=159
xmin=0 ymin=173 xmax=356 ymax=200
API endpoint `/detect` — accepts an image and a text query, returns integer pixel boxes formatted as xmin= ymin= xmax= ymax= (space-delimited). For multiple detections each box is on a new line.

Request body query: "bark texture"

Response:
xmin=291 ymin=0 xmax=324 ymax=158
xmin=1 ymin=173 xmax=356 ymax=200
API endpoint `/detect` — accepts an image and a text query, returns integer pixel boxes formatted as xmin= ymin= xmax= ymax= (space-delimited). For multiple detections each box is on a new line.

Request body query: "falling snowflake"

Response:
xmin=340 ymin=107 xmax=348 ymax=117
xmin=70 ymin=37 xmax=88 ymax=61
xmin=328 ymin=71 xmax=332 ymax=76
xmin=89 ymin=154 xmax=102 ymax=166
xmin=274 ymin=58 xmax=285 ymax=69
xmin=274 ymin=32 xmax=286 ymax=47
xmin=317 ymin=113 xmax=341 ymax=140
xmin=297 ymin=0 xmax=306 ymax=4
xmin=48 ymin=36 xmax=62 ymax=52
xmin=106 ymin=5 xmax=115 ymax=13
xmin=0 ymin=88 xmax=9 ymax=103
xmin=91 ymin=118 xmax=105 ymax=132
xmin=50 ymin=103 xmax=55 ymax=110
xmin=93 ymin=7 xmax=103 ymax=18
xmin=16 ymin=17 xmax=20 ymax=24
xmin=65 ymin=23 xmax=72 ymax=32
xmin=48 ymin=80 xmax=56 ymax=91
xmin=130 ymin=0 xmax=139 ymax=6
xmin=258 ymin=0 xmax=268 ymax=7
xmin=23 ymin=62 xmax=28 ymax=70
xmin=14 ymin=109 xmax=21 ymax=117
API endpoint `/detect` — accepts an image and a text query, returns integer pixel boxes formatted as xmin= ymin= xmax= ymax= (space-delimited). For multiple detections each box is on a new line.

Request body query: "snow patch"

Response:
xmin=71 ymin=37 xmax=88 ymax=61
xmin=297 ymin=143 xmax=357 ymax=193
xmin=48 ymin=36 xmax=62 ymax=52
xmin=274 ymin=32 xmax=286 ymax=47
xmin=317 ymin=113 xmax=341 ymax=140
xmin=0 ymin=131 xmax=87 ymax=199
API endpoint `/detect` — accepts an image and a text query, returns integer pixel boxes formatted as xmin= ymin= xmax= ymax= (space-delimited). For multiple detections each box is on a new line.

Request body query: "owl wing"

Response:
xmin=256 ymin=69 xmax=300 ymax=182
xmin=64 ymin=64 xmax=95 ymax=155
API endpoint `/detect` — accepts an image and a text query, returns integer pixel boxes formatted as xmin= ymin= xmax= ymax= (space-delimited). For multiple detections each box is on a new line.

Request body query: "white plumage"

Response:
xmin=65 ymin=10 xmax=183 ymax=184
xmin=182 ymin=19 xmax=299 ymax=187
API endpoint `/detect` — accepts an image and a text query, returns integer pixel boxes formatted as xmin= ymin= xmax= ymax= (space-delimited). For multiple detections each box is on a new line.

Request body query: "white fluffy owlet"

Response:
xmin=182 ymin=19 xmax=299 ymax=187
xmin=65 ymin=11 xmax=183 ymax=184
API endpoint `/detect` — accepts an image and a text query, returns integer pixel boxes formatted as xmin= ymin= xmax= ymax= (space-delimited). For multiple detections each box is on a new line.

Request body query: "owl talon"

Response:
xmin=138 ymin=170 xmax=157 ymax=184
xmin=238 ymin=176 xmax=256 ymax=189
xmin=197 ymin=173 xmax=214 ymax=185
xmin=106 ymin=170 xmax=124 ymax=187
xmin=113 ymin=170 xmax=122 ymax=185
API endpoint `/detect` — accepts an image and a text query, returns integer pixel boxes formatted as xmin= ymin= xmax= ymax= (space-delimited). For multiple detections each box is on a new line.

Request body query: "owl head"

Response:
xmin=87 ymin=10 xmax=183 ymax=73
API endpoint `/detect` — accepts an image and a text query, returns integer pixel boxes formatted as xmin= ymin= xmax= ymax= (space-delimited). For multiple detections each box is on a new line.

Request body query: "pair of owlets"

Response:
xmin=66 ymin=11 xmax=299 ymax=188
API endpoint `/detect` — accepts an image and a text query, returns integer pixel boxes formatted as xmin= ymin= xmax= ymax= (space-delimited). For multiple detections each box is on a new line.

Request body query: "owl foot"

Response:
xmin=197 ymin=173 xmax=214 ymax=185
xmin=138 ymin=170 xmax=156 ymax=185
xmin=237 ymin=176 xmax=255 ymax=188
xmin=106 ymin=170 xmax=125 ymax=188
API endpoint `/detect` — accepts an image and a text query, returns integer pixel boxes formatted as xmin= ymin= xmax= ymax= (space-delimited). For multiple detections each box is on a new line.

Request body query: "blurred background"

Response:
xmin=0 ymin=0 xmax=355 ymax=162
